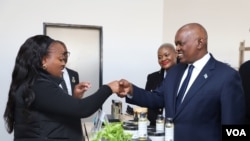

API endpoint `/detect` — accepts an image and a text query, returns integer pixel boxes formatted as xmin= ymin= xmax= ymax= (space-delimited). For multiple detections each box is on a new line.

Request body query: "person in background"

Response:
xmin=145 ymin=43 xmax=177 ymax=126
xmin=57 ymin=40 xmax=84 ymax=99
xmin=3 ymin=35 xmax=119 ymax=141
xmin=63 ymin=67 xmax=81 ymax=98
xmin=118 ymin=23 xmax=246 ymax=141
xmin=239 ymin=60 xmax=250 ymax=123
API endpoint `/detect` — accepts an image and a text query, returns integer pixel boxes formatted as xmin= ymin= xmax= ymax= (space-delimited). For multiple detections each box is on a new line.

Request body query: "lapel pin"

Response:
xmin=204 ymin=74 xmax=208 ymax=79
xmin=72 ymin=77 xmax=76 ymax=83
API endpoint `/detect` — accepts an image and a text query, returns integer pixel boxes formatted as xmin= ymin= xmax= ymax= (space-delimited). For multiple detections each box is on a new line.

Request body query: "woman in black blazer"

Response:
xmin=145 ymin=43 xmax=178 ymax=126
xmin=3 ymin=35 xmax=119 ymax=141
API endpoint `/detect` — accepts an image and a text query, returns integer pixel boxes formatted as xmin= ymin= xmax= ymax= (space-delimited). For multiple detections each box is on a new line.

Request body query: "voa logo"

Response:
xmin=226 ymin=129 xmax=246 ymax=136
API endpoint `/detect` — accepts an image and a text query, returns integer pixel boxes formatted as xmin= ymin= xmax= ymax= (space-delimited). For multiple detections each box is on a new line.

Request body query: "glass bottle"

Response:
xmin=165 ymin=117 xmax=174 ymax=141
xmin=138 ymin=112 xmax=148 ymax=140
xmin=156 ymin=114 xmax=165 ymax=133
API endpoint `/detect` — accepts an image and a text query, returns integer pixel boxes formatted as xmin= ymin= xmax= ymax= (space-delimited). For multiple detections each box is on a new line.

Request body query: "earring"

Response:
xmin=42 ymin=64 xmax=47 ymax=70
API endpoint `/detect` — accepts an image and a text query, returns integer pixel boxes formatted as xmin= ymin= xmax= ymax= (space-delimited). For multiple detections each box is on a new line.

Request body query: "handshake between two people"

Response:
xmin=72 ymin=79 xmax=133 ymax=98
xmin=107 ymin=79 xmax=133 ymax=97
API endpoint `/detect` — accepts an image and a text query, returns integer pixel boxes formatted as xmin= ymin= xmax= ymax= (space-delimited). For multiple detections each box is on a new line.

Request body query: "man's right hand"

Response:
xmin=117 ymin=79 xmax=133 ymax=98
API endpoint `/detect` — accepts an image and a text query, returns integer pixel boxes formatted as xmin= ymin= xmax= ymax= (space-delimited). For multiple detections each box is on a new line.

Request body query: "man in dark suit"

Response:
xmin=63 ymin=67 xmax=80 ymax=96
xmin=239 ymin=60 xmax=250 ymax=123
xmin=118 ymin=23 xmax=246 ymax=141
xmin=59 ymin=40 xmax=88 ymax=99
xmin=145 ymin=43 xmax=177 ymax=126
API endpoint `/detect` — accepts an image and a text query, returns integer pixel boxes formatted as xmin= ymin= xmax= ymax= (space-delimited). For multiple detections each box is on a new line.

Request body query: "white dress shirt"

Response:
xmin=60 ymin=68 xmax=73 ymax=96
xmin=178 ymin=53 xmax=210 ymax=103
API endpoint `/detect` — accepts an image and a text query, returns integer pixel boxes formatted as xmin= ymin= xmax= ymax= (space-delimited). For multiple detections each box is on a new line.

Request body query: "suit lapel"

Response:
xmin=173 ymin=64 xmax=188 ymax=113
xmin=66 ymin=68 xmax=77 ymax=94
xmin=174 ymin=56 xmax=216 ymax=116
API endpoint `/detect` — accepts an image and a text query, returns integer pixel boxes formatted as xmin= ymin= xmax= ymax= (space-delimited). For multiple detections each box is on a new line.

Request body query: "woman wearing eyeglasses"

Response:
xmin=3 ymin=35 xmax=119 ymax=141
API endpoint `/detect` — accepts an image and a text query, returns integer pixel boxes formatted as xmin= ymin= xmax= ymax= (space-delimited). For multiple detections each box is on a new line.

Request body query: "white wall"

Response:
xmin=1 ymin=0 xmax=250 ymax=140
xmin=163 ymin=0 xmax=250 ymax=69
xmin=0 ymin=0 xmax=163 ymax=140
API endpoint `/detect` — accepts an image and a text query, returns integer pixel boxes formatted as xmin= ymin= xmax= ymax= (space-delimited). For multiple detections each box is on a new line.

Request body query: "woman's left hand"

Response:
xmin=73 ymin=82 xmax=91 ymax=99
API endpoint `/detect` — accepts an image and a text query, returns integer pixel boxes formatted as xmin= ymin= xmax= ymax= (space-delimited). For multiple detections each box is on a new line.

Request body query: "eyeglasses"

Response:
xmin=63 ymin=51 xmax=70 ymax=57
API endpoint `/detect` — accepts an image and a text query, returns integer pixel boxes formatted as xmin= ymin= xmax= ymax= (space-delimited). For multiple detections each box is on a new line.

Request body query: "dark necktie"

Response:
xmin=176 ymin=64 xmax=194 ymax=109
xmin=61 ymin=79 xmax=68 ymax=94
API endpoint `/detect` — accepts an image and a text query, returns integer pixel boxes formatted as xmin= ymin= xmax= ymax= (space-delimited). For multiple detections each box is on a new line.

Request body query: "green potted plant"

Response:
xmin=91 ymin=122 xmax=132 ymax=141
